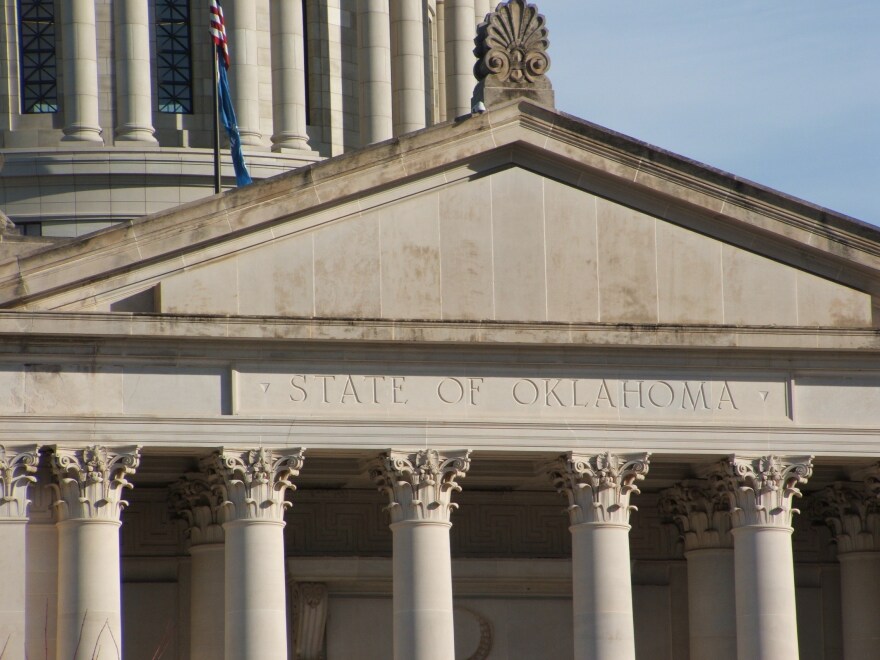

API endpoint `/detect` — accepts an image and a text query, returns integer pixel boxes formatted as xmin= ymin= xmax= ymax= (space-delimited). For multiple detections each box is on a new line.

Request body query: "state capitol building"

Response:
xmin=0 ymin=2 xmax=879 ymax=660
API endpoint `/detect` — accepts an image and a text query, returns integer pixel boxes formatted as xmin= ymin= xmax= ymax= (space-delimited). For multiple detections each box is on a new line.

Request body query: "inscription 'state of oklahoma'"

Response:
xmin=237 ymin=371 xmax=790 ymax=422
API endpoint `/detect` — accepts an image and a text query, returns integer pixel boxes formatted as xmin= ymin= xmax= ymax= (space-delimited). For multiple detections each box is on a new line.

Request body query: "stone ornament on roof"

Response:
xmin=473 ymin=0 xmax=555 ymax=109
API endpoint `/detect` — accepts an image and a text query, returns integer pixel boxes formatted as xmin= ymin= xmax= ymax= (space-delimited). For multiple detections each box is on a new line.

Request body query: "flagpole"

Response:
xmin=212 ymin=45 xmax=222 ymax=194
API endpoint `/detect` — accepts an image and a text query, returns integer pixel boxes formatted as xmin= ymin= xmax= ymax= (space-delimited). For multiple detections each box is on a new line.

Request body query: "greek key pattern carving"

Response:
xmin=121 ymin=488 xmax=185 ymax=556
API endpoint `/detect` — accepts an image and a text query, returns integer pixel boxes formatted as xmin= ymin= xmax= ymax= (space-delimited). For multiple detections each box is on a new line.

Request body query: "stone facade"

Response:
xmin=0 ymin=2 xmax=880 ymax=659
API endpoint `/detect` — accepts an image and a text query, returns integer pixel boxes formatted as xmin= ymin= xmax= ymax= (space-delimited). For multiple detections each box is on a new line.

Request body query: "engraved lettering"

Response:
xmin=392 ymin=377 xmax=407 ymax=404
xmin=364 ymin=376 xmax=384 ymax=404
xmin=647 ymin=381 xmax=674 ymax=408
xmin=573 ymin=379 xmax=589 ymax=407
xmin=340 ymin=375 xmax=362 ymax=404
xmin=544 ymin=379 xmax=565 ymax=407
xmin=681 ymin=381 xmax=710 ymax=410
xmin=513 ymin=379 xmax=540 ymax=405
xmin=437 ymin=378 xmax=465 ymax=404
xmin=718 ymin=381 xmax=738 ymax=410
xmin=595 ymin=379 xmax=617 ymax=408
xmin=622 ymin=380 xmax=645 ymax=409
xmin=289 ymin=375 xmax=307 ymax=402
xmin=315 ymin=375 xmax=335 ymax=404
xmin=468 ymin=378 xmax=483 ymax=405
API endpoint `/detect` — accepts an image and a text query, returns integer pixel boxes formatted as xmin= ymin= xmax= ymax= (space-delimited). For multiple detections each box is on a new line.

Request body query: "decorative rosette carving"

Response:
xmin=717 ymin=455 xmax=813 ymax=529
xmin=169 ymin=472 xmax=226 ymax=546
xmin=475 ymin=0 xmax=550 ymax=84
xmin=0 ymin=444 xmax=40 ymax=519
xmin=659 ymin=480 xmax=733 ymax=551
xmin=51 ymin=445 xmax=141 ymax=522
xmin=808 ymin=472 xmax=880 ymax=554
xmin=210 ymin=447 xmax=305 ymax=523
xmin=371 ymin=449 xmax=471 ymax=524
xmin=549 ymin=452 xmax=650 ymax=526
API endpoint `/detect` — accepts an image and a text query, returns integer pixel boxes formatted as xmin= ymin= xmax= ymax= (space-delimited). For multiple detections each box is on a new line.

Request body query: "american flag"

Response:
xmin=210 ymin=0 xmax=230 ymax=69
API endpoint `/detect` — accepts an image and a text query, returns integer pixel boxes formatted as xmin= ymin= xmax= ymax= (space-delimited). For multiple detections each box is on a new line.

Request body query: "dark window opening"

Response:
xmin=18 ymin=0 xmax=58 ymax=113
xmin=156 ymin=0 xmax=193 ymax=114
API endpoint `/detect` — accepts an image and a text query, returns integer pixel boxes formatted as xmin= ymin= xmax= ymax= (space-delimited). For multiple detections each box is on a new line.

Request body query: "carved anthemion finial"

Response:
xmin=473 ymin=0 xmax=554 ymax=110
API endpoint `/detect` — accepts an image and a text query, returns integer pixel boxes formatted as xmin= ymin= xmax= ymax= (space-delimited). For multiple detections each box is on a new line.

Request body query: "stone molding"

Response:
xmin=51 ymin=445 xmax=141 ymax=522
xmin=716 ymin=455 xmax=813 ymax=529
xmin=809 ymin=471 xmax=880 ymax=554
xmin=0 ymin=444 xmax=40 ymax=519
xmin=549 ymin=451 xmax=650 ymax=526
xmin=473 ymin=0 xmax=554 ymax=107
xmin=371 ymin=449 xmax=471 ymax=524
xmin=169 ymin=472 xmax=225 ymax=546
xmin=209 ymin=447 xmax=305 ymax=523
xmin=290 ymin=582 xmax=329 ymax=660
xmin=659 ymin=480 xmax=733 ymax=551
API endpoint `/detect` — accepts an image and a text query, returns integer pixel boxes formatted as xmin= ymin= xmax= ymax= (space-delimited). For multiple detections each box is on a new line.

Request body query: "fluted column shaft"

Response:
xmin=551 ymin=452 xmax=650 ymax=660
xmin=226 ymin=0 xmax=262 ymax=146
xmin=52 ymin=446 xmax=140 ymax=660
xmin=270 ymin=0 xmax=310 ymax=151
xmin=211 ymin=448 xmax=305 ymax=660
xmin=390 ymin=0 xmax=426 ymax=134
xmin=373 ymin=449 xmax=471 ymax=660
xmin=114 ymin=0 xmax=156 ymax=143
xmin=719 ymin=455 xmax=812 ymax=660
xmin=358 ymin=0 xmax=393 ymax=144
xmin=444 ymin=0 xmax=476 ymax=118
xmin=60 ymin=0 xmax=102 ymax=142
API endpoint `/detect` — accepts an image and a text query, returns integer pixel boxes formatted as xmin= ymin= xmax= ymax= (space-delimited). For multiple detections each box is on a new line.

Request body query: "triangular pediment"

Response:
xmin=0 ymin=101 xmax=877 ymax=330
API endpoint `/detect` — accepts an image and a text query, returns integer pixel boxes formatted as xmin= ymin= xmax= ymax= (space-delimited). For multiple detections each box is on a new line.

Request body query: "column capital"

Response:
xmin=210 ymin=447 xmax=305 ymax=523
xmin=809 ymin=472 xmax=880 ymax=554
xmin=549 ymin=451 xmax=650 ymax=526
xmin=371 ymin=449 xmax=471 ymax=524
xmin=51 ymin=445 xmax=141 ymax=522
xmin=659 ymin=480 xmax=733 ymax=551
xmin=169 ymin=472 xmax=225 ymax=546
xmin=0 ymin=444 xmax=40 ymax=519
xmin=717 ymin=454 xmax=813 ymax=529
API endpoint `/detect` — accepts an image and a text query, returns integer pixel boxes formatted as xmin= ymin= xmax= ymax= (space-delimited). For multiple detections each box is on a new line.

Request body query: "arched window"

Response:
xmin=18 ymin=0 xmax=58 ymax=113
xmin=156 ymin=0 xmax=193 ymax=113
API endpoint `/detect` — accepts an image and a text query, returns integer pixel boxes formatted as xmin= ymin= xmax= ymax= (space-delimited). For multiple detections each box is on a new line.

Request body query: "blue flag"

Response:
xmin=217 ymin=57 xmax=252 ymax=187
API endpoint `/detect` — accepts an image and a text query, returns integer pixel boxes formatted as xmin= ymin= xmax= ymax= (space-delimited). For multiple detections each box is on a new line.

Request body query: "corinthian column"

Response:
xmin=444 ymin=0 xmax=476 ymax=118
xmin=810 ymin=472 xmax=880 ymax=660
xmin=358 ymin=0 xmax=394 ymax=144
xmin=390 ymin=0 xmax=427 ymax=134
xmin=26 ymin=460 xmax=58 ymax=660
xmin=170 ymin=474 xmax=226 ymax=660
xmin=52 ymin=445 xmax=141 ymax=660
xmin=372 ymin=449 xmax=471 ymax=660
xmin=0 ymin=446 xmax=39 ymax=660
xmin=60 ymin=0 xmax=102 ymax=142
xmin=718 ymin=454 xmax=813 ymax=660
xmin=113 ymin=0 xmax=157 ymax=142
xmin=211 ymin=448 xmax=305 ymax=660
xmin=549 ymin=452 xmax=650 ymax=660
xmin=660 ymin=481 xmax=736 ymax=660
xmin=270 ymin=0 xmax=311 ymax=151
xmin=225 ymin=0 xmax=262 ymax=146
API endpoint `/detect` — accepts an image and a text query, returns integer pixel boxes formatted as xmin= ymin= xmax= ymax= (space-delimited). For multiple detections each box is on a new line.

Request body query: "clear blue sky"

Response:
xmin=540 ymin=1 xmax=880 ymax=226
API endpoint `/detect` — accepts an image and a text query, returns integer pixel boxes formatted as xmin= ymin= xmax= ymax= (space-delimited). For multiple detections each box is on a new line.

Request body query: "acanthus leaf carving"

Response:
xmin=51 ymin=445 xmax=141 ymax=522
xmin=371 ymin=449 xmax=471 ymax=524
xmin=659 ymin=480 xmax=733 ymax=551
xmin=210 ymin=447 xmax=305 ymax=523
xmin=549 ymin=452 xmax=650 ymax=526
xmin=169 ymin=472 xmax=225 ymax=546
xmin=717 ymin=455 xmax=813 ymax=529
xmin=808 ymin=467 xmax=880 ymax=554
xmin=0 ymin=444 xmax=40 ymax=519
